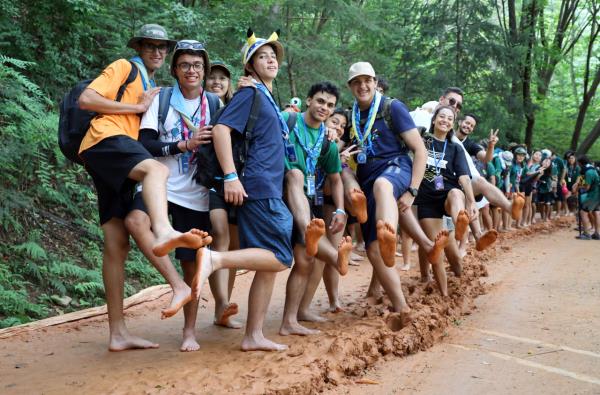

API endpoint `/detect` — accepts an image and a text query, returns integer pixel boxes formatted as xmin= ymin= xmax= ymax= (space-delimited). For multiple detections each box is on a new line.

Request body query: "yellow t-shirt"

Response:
xmin=79 ymin=59 xmax=144 ymax=153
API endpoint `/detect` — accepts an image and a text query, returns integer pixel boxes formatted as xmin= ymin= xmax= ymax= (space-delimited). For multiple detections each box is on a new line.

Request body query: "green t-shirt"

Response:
xmin=553 ymin=157 xmax=565 ymax=179
xmin=581 ymin=165 xmax=600 ymax=208
xmin=510 ymin=162 xmax=526 ymax=189
xmin=282 ymin=111 xmax=341 ymax=177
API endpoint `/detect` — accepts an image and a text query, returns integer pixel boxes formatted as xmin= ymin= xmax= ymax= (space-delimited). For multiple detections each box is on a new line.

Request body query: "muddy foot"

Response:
xmin=305 ymin=218 xmax=326 ymax=257
xmin=455 ymin=210 xmax=470 ymax=241
xmin=280 ymin=321 xmax=321 ymax=336
xmin=386 ymin=311 xmax=413 ymax=331
xmin=476 ymin=229 xmax=498 ymax=251
xmin=350 ymin=188 xmax=368 ymax=224
xmin=512 ymin=193 xmax=525 ymax=221
xmin=376 ymin=220 xmax=397 ymax=267
xmin=109 ymin=334 xmax=159 ymax=352
xmin=298 ymin=310 xmax=328 ymax=322
xmin=427 ymin=230 xmax=449 ymax=265
xmin=192 ymin=247 xmax=215 ymax=299
xmin=180 ymin=331 xmax=200 ymax=352
xmin=160 ymin=285 xmax=192 ymax=320
xmin=241 ymin=336 xmax=288 ymax=352
xmin=214 ymin=303 xmax=242 ymax=329
xmin=337 ymin=236 xmax=353 ymax=275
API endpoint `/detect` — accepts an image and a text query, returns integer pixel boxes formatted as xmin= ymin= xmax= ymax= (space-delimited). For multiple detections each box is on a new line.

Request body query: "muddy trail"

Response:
xmin=0 ymin=219 xmax=574 ymax=394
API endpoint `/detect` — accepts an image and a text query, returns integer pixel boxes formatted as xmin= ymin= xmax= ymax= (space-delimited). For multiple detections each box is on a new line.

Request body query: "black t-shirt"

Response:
xmin=415 ymin=135 xmax=470 ymax=202
xmin=460 ymin=136 xmax=484 ymax=157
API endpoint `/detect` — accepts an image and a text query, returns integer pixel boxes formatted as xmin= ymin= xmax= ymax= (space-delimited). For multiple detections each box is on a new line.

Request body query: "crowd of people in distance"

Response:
xmin=74 ymin=23 xmax=600 ymax=353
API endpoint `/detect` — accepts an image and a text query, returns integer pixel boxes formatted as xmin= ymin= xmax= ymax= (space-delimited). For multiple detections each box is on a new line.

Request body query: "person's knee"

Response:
xmin=448 ymin=188 xmax=464 ymax=202
xmin=124 ymin=210 xmax=149 ymax=235
xmin=373 ymin=178 xmax=392 ymax=195
xmin=137 ymin=159 xmax=169 ymax=180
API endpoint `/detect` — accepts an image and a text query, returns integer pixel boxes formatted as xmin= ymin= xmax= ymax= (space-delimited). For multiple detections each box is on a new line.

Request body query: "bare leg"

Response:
xmin=180 ymin=260 xmax=200 ymax=352
xmin=298 ymin=259 xmax=328 ymax=322
xmin=481 ymin=205 xmax=493 ymax=230
xmin=399 ymin=230 xmax=412 ymax=271
xmin=419 ymin=218 xmax=448 ymax=296
xmin=102 ymin=218 xmax=158 ymax=351
xmin=124 ymin=210 xmax=191 ymax=319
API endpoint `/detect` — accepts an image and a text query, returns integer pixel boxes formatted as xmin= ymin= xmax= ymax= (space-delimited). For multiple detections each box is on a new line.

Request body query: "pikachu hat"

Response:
xmin=241 ymin=28 xmax=284 ymax=67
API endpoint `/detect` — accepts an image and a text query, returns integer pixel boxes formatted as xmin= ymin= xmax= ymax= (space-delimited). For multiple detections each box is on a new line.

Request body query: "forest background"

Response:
xmin=0 ymin=0 xmax=598 ymax=328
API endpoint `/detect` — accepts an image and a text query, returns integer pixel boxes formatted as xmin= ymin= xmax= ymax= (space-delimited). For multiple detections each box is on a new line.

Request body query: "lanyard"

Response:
xmin=294 ymin=114 xmax=325 ymax=175
xmin=350 ymin=91 xmax=382 ymax=156
xmin=179 ymin=94 xmax=208 ymax=138
xmin=432 ymin=139 xmax=448 ymax=175
xmin=255 ymin=83 xmax=289 ymax=141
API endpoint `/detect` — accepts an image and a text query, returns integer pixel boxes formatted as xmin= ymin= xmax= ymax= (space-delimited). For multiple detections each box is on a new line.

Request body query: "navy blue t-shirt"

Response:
xmin=215 ymin=87 xmax=285 ymax=200
xmin=345 ymin=98 xmax=416 ymax=185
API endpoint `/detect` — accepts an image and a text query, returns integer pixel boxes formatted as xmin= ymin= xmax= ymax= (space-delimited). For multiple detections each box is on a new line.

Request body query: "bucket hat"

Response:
xmin=127 ymin=24 xmax=177 ymax=52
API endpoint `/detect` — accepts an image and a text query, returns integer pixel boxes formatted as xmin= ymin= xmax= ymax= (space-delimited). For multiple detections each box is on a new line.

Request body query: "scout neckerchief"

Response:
xmin=431 ymin=137 xmax=448 ymax=190
xmin=254 ymin=81 xmax=289 ymax=140
xmin=294 ymin=113 xmax=325 ymax=196
xmin=130 ymin=56 xmax=156 ymax=91
xmin=350 ymin=91 xmax=382 ymax=162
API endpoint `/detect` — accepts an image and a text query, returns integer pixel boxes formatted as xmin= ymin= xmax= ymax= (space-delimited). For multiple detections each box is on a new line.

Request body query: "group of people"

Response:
xmin=76 ymin=23 xmax=599 ymax=354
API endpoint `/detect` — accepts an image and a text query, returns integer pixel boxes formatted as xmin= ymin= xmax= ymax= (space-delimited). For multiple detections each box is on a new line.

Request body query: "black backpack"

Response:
xmin=58 ymin=60 xmax=138 ymax=165
xmin=156 ymin=87 xmax=221 ymax=134
xmin=193 ymin=88 xmax=298 ymax=192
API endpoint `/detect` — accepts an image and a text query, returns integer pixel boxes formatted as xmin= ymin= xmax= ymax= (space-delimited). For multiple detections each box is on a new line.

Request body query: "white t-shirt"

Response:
xmin=139 ymin=94 xmax=211 ymax=212
xmin=452 ymin=135 xmax=481 ymax=180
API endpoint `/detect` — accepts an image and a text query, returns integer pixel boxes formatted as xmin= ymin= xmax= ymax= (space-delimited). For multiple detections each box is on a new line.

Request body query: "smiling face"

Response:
xmin=432 ymin=107 xmax=455 ymax=135
xmin=439 ymin=92 xmax=463 ymax=114
xmin=247 ymin=44 xmax=278 ymax=81
xmin=349 ymin=75 xmax=377 ymax=109
xmin=206 ymin=68 xmax=230 ymax=100
xmin=138 ymin=39 xmax=168 ymax=73
xmin=459 ymin=115 xmax=476 ymax=136
xmin=174 ymin=53 xmax=204 ymax=92
xmin=306 ymin=91 xmax=337 ymax=124
xmin=532 ymin=151 xmax=542 ymax=163
xmin=326 ymin=113 xmax=347 ymax=141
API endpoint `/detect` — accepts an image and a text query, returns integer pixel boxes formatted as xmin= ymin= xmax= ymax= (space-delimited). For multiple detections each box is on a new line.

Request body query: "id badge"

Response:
xmin=357 ymin=151 xmax=367 ymax=164
xmin=306 ymin=175 xmax=316 ymax=196
xmin=285 ymin=143 xmax=297 ymax=162
xmin=313 ymin=189 xmax=324 ymax=206
xmin=434 ymin=174 xmax=444 ymax=190
xmin=179 ymin=152 xmax=191 ymax=174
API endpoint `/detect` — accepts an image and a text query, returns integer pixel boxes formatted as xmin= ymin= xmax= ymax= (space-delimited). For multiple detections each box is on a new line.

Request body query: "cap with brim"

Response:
xmin=515 ymin=147 xmax=527 ymax=155
xmin=348 ymin=62 xmax=376 ymax=83
xmin=241 ymin=29 xmax=284 ymax=66
xmin=127 ymin=24 xmax=177 ymax=52
xmin=501 ymin=151 xmax=514 ymax=162
xmin=210 ymin=61 xmax=231 ymax=78
xmin=171 ymin=40 xmax=210 ymax=75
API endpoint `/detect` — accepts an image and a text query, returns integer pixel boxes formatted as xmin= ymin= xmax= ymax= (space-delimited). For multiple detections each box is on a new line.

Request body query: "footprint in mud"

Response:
xmin=385 ymin=312 xmax=413 ymax=332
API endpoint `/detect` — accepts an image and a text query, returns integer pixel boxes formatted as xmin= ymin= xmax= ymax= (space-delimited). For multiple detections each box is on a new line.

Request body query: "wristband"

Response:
xmin=333 ymin=208 xmax=347 ymax=216
xmin=223 ymin=172 xmax=238 ymax=183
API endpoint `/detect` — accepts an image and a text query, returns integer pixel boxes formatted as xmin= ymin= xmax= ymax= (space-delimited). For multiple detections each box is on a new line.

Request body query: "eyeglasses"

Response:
xmin=175 ymin=40 xmax=206 ymax=51
xmin=176 ymin=62 xmax=205 ymax=72
xmin=448 ymin=97 xmax=462 ymax=111
xmin=141 ymin=42 xmax=168 ymax=53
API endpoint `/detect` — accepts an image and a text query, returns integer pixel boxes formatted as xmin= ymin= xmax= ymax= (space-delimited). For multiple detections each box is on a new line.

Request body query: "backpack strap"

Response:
xmin=244 ymin=87 xmax=262 ymax=140
xmin=286 ymin=111 xmax=298 ymax=132
xmin=205 ymin=91 xmax=221 ymax=117
xmin=116 ymin=61 xmax=139 ymax=102
xmin=319 ymin=137 xmax=331 ymax=159
xmin=157 ymin=87 xmax=173 ymax=133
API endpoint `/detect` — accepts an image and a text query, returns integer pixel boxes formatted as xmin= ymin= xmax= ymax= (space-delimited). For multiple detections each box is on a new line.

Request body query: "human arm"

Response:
xmin=212 ymin=124 xmax=247 ymax=205
xmin=459 ymin=174 xmax=478 ymax=219
xmin=398 ymin=129 xmax=426 ymax=211
xmin=328 ymin=172 xmax=346 ymax=233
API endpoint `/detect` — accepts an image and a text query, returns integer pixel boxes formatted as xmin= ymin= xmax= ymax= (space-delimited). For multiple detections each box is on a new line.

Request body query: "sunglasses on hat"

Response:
xmin=175 ymin=40 xmax=206 ymax=51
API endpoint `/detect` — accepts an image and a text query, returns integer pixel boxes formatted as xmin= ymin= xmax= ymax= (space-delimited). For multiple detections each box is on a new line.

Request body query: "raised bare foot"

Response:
xmin=241 ymin=335 xmax=288 ymax=352
xmin=476 ymin=229 xmax=498 ymax=251
xmin=152 ymin=229 xmax=212 ymax=257
xmin=280 ymin=321 xmax=321 ymax=336
xmin=305 ymin=218 xmax=326 ymax=257
xmin=180 ymin=330 xmax=200 ymax=352
xmin=427 ymin=230 xmax=449 ymax=264
xmin=336 ymin=236 xmax=353 ymax=275
xmin=376 ymin=220 xmax=397 ymax=267
xmin=350 ymin=189 xmax=368 ymax=224
xmin=455 ymin=210 xmax=470 ymax=241
xmin=109 ymin=333 xmax=159 ymax=352
xmin=298 ymin=309 xmax=328 ymax=322
xmin=214 ymin=303 xmax=242 ymax=329
xmin=512 ymin=193 xmax=525 ymax=221
xmin=191 ymin=247 xmax=215 ymax=299
xmin=161 ymin=285 xmax=192 ymax=320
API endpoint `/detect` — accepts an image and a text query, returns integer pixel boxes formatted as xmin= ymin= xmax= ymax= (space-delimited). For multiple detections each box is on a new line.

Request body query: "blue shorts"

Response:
xmin=237 ymin=198 xmax=293 ymax=267
xmin=359 ymin=156 xmax=412 ymax=248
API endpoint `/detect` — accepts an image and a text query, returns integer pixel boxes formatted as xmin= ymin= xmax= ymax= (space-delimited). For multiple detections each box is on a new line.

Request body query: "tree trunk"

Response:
xmin=577 ymin=117 xmax=600 ymax=155
xmin=571 ymin=65 xmax=600 ymax=150
xmin=522 ymin=0 xmax=538 ymax=148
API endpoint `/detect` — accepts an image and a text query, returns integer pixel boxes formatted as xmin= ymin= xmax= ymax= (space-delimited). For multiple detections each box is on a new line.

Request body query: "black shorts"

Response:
xmin=80 ymin=135 xmax=153 ymax=225
xmin=209 ymin=190 xmax=238 ymax=225
xmin=415 ymin=190 xmax=451 ymax=220
xmin=539 ymin=191 xmax=554 ymax=205
xmin=130 ymin=193 xmax=210 ymax=261
xmin=291 ymin=201 xmax=324 ymax=246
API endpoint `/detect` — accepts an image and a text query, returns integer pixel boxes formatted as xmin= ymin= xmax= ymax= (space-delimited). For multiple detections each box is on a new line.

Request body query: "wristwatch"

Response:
xmin=408 ymin=187 xmax=419 ymax=197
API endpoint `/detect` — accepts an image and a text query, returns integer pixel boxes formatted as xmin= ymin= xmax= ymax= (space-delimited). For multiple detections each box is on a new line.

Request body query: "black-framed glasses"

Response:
xmin=175 ymin=40 xmax=206 ymax=51
xmin=448 ymin=97 xmax=462 ymax=111
xmin=141 ymin=42 xmax=168 ymax=53
xmin=176 ymin=62 xmax=205 ymax=72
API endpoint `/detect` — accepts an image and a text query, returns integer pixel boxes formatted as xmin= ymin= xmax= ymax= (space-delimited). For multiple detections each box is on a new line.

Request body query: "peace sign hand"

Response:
xmin=340 ymin=144 xmax=360 ymax=163
xmin=488 ymin=129 xmax=499 ymax=146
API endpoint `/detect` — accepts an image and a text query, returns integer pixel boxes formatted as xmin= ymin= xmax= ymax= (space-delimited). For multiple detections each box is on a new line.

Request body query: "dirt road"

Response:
xmin=326 ymin=224 xmax=600 ymax=395
xmin=1 ymin=219 xmax=595 ymax=394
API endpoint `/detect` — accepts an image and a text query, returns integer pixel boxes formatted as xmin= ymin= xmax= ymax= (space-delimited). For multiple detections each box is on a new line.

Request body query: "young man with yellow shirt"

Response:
xmin=78 ymin=24 xmax=209 ymax=351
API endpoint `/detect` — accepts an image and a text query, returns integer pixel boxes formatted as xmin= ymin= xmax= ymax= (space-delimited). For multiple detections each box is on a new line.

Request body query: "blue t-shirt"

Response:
xmin=345 ymin=97 xmax=416 ymax=185
xmin=215 ymin=87 xmax=285 ymax=200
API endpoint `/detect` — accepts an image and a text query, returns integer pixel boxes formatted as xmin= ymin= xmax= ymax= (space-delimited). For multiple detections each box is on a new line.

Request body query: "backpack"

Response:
xmin=156 ymin=87 xmax=221 ymax=134
xmin=58 ymin=60 xmax=138 ymax=165
xmin=193 ymin=88 xmax=299 ymax=192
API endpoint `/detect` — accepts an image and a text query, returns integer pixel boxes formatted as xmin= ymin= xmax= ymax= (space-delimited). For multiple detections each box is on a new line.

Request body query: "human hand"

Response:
xmin=137 ymin=87 xmax=161 ymax=112
xmin=468 ymin=201 xmax=478 ymax=219
xmin=329 ymin=212 xmax=346 ymax=234
xmin=340 ymin=144 xmax=360 ymax=163
xmin=224 ymin=179 xmax=247 ymax=206
xmin=188 ymin=125 xmax=213 ymax=150
xmin=398 ymin=191 xmax=415 ymax=212
xmin=488 ymin=129 xmax=499 ymax=146
xmin=237 ymin=76 xmax=255 ymax=90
